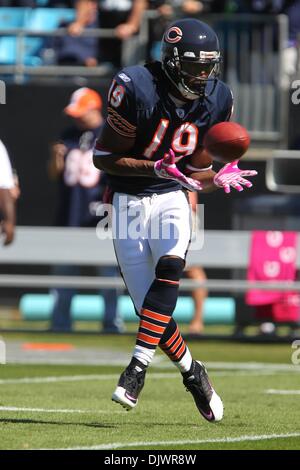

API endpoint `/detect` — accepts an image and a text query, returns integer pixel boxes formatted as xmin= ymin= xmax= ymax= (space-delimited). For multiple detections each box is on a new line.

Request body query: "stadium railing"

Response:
xmin=1 ymin=227 xmax=299 ymax=336
xmin=0 ymin=227 xmax=300 ymax=293
xmin=0 ymin=11 xmax=289 ymax=151
xmin=266 ymin=150 xmax=300 ymax=193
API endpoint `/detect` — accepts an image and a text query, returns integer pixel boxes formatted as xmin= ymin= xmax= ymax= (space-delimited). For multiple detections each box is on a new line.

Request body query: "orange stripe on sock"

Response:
xmin=171 ymin=341 xmax=186 ymax=360
xmin=137 ymin=332 xmax=160 ymax=345
xmin=169 ymin=335 xmax=182 ymax=354
xmin=160 ymin=327 xmax=179 ymax=349
xmin=140 ymin=319 xmax=165 ymax=334
xmin=156 ymin=278 xmax=179 ymax=286
xmin=142 ymin=308 xmax=170 ymax=324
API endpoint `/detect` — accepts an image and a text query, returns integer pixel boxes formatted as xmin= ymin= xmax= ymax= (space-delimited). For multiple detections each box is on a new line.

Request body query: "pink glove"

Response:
xmin=154 ymin=149 xmax=203 ymax=192
xmin=213 ymin=160 xmax=257 ymax=194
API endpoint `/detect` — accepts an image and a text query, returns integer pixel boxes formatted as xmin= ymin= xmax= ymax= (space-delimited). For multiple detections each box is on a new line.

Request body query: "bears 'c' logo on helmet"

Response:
xmin=165 ymin=26 xmax=183 ymax=44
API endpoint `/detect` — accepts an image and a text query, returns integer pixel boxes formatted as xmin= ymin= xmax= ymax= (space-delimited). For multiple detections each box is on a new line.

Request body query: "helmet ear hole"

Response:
xmin=167 ymin=59 xmax=175 ymax=69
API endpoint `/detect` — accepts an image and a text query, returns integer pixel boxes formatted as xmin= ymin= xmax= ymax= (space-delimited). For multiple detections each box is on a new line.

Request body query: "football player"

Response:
xmin=93 ymin=18 xmax=257 ymax=422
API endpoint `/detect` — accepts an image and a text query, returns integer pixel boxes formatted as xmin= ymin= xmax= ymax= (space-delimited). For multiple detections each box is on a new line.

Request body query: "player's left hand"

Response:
xmin=154 ymin=149 xmax=203 ymax=192
xmin=213 ymin=160 xmax=257 ymax=194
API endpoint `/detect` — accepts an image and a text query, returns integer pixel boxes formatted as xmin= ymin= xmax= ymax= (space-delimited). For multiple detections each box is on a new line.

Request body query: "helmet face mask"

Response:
xmin=161 ymin=19 xmax=221 ymax=101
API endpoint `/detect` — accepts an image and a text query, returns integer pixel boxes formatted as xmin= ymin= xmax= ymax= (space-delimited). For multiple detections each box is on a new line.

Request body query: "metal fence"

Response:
xmin=202 ymin=14 xmax=289 ymax=147
xmin=0 ymin=25 xmax=148 ymax=81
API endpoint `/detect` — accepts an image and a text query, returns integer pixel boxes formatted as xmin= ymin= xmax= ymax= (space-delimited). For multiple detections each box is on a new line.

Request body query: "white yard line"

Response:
xmin=61 ymin=432 xmax=300 ymax=450
xmin=0 ymin=374 xmax=115 ymax=385
xmin=0 ymin=361 xmax=298 ymax=386
xmin=142 ymin=361 xmax=300 ymax=372
xmin=0 ymin=373 xmax=178 ymax=385
xmin=265 ymin=389 xmax=300 ymax=395
xmin=0 ymin=406 xmax=120 ymax=414
xmin=0 ymin=369 xmax=291 ymax=385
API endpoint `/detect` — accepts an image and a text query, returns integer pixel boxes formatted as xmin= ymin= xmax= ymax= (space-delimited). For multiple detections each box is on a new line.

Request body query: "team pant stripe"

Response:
xmin=140 ymin=319 xmax=165 ymax=334
xmin=137 ymin=332 xmax=160 ymax=346
xmin=156 ymin=278 xmax=180 ymax=286
xmin=141 ymin=308 xmax=170 ymax=324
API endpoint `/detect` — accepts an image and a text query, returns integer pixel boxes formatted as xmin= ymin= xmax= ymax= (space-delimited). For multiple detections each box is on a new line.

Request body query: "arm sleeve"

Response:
xmin=0 ymin=141 xmax=14 ymax=189
xmin=106 ymin=73 xmax=137 ymax=139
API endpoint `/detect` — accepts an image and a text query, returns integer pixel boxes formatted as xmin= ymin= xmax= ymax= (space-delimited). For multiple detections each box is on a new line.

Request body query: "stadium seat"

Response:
xmin=0 ymin=7 xmax=75 ymax=65
xmin=0 ymin=8 xmax=29 ymax=30
xmin=0 ymin=37 xmax=17 ymax=65
xmin=0 ymin=8 xmax=30 ymax=64
xmin=23 ymin=8 xmax=76 ymax=66
xmin=150 ymin=41 xmax=161 ymax=61
xmin=19 ymin=293 xmax=236 ymax=325
xmin=36 ymin=0 xmax=50 ymax=5
xmin=25 ymin=8 xmax=75 ymax=31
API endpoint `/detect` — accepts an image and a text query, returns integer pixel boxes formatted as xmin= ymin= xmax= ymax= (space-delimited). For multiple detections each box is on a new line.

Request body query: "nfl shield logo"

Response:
xmin=176 ymin=108 xmax=185 ymax=119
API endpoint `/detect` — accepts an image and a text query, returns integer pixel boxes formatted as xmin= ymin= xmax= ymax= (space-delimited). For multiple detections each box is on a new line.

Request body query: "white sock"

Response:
xmin=173 ymin=346 xmax=193 ymax=373
xmin=133 ymin=345 xmax=156 ymax=367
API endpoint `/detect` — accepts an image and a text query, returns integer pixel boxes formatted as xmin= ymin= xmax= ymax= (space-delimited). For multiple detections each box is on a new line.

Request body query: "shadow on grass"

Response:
xmin=0 ymin=417 xmax=115 ymax=429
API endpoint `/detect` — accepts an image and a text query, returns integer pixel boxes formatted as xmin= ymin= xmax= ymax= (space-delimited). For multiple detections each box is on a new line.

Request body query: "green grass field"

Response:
xmin=0 ymin=332 xmax=299 ymax=450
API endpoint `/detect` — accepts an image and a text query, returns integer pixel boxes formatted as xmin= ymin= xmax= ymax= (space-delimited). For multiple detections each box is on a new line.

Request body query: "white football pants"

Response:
xmin=112 ymin=190 xmax=192 ymax=314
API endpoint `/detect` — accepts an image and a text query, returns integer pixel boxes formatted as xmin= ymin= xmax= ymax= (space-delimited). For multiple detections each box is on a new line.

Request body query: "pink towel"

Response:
xmin=246 ymin=231 xmax=299 ymax=322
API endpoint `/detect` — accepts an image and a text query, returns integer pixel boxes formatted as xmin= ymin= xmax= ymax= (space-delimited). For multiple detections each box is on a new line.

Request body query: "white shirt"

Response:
xmin=0 ymin=140 xmax=14 ymax=189
xmin=100 ymin=0 xmax=132 ymax=11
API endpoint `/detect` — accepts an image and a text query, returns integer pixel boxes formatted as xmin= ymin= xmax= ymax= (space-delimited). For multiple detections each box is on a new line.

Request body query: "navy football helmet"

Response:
xmin=161 ymin=18 xmax=221 ymax=100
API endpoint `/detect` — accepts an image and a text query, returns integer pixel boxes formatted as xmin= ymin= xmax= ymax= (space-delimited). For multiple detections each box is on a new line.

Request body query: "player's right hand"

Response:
xmin=154 ymin=149 xmax=203 ymax=192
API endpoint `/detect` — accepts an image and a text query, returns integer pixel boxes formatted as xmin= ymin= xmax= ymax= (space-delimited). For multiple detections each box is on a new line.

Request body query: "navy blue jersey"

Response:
xmin=100 ymin=62 xmax=233 ymax=196
xmin=56 ymin=125 xmax=104 ymax=227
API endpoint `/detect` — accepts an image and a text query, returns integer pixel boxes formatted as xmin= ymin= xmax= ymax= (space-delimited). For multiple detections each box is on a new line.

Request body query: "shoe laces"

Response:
xmin=124 ymin=368 xmax=144 ymax=394
xmin=184 ymin=363 xmax=211 ymax=397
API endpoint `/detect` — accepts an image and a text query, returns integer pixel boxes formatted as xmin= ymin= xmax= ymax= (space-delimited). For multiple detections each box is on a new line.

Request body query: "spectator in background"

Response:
xmin=147 ymin=1 xmax=226 ymax=61
xmin=186 ymin=266 xmax=208 ymax=333
xmin=186 ymin=191 xmax=208 ymax=334
xmin=12 ymin=1 xmax=74 ymax=5
xmin=48 ymin=88 xmax=124 ymax=333
xmin=52 ymin=0 xmax=99 ymax=67
xmin=282 ymin=0 xmax=300 ymax=87
xmin=98 ymin=0 xmax=147 ymax=68
xmin=0 ymin=140 xmax=16 ymax=246
xmin=48 ymin=1 xmax=74 ymax=6
xmin=148 ymin=0 xmax=224 ymax=17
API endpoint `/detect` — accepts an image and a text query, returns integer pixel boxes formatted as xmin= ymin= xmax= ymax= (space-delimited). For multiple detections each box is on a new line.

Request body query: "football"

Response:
xmin=203 ymin=122 xmax=250 ymax=163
